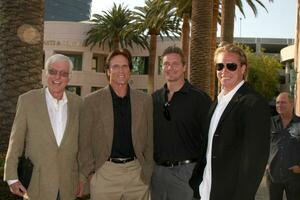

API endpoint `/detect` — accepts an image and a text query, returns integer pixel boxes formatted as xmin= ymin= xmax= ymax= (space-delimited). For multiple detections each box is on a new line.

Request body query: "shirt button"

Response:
xmin=214 ymin=134 xmax=219 ymax=137
xmin=212 ymin=156 xmax=216 ymax=159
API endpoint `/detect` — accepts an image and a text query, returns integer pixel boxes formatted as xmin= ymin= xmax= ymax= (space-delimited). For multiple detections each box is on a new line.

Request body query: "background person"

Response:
xmin=267 ymin=92 xmax=300 ymax=200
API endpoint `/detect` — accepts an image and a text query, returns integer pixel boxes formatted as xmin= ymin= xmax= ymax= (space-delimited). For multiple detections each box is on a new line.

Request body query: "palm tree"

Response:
xmin=210 ymin=0 xmax=220 ymax=99
xmin=85 ymin=3 xmax=148 ymax=50
xmin=0 ymin=0 xmax=44 ymax=163
xmin=221 ymin=0 xmax=274 ymax=43
xmin=133 ymin=0 xmax=181 ymax=93
xmin=190 ymin=0 xmax=213 ymax=94
xmin=169 ymin=0 xmax=192 ymax=72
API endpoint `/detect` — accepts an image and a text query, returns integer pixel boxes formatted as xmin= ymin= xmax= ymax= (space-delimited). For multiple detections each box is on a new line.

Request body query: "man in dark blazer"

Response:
xmin=190 ymin=43 xmax=270 ymax=200
xmin=78 ymin=49 xmax=153 ymax=200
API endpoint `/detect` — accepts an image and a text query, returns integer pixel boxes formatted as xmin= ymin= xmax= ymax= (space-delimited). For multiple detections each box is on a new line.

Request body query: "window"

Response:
xmin=92 ymin=54 xmax=106 ymax=72
xmin=66 ymin=85 xmax=81 ymax=96
xmin=91 ymin=87 xmax=102 ymax=92
xmin=132 ymin=56 xmax=149 ymax=75
xmin=56 ymin=52 xmax=83 ymax=71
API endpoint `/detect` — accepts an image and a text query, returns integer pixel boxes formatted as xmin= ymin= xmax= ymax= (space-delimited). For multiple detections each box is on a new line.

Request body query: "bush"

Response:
xmin=239 ymin=44 xmax=281 ymax=101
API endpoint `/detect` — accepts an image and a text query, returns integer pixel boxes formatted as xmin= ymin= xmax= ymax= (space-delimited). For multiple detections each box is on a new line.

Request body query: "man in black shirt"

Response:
xmin=151 ymin=46 xmax=211 ymax=200
xmin=78 ymin=49 xmax=153 ymax=200
xmin=267 ymin=92 xmax=300 ymax=200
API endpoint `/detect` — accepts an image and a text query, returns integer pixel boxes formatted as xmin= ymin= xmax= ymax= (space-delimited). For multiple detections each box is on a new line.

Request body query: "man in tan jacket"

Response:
xmin=4 ymin=54 xmax=82 ymax=200
xmin=78 ymin=49 xmax=153 ymax=200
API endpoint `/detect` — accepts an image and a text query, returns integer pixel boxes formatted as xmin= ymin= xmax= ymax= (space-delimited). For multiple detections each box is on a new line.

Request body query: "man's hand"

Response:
xmin=76 ymin=181 xmax=85 ymax=197
xmin=288 ymin=165 xmax=300 ymax=173
xmin=9 ymin=181 xmax=27 ymax=197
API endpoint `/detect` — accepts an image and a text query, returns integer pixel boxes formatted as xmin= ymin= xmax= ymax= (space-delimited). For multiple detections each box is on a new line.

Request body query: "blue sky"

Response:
xmin=91 ymin=0 xmax=297 ymax=39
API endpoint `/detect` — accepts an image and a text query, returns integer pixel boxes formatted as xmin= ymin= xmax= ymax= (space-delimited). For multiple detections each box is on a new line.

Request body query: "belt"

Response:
xmin=158 ymin=159 xmax=197 ymax=168
xmin=107 ymin=157 xmax=135 ymax=164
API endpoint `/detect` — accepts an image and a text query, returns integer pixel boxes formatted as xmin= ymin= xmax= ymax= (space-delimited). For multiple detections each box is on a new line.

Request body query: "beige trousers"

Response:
xmin=90 ymin=160 xmax=149 ymax=200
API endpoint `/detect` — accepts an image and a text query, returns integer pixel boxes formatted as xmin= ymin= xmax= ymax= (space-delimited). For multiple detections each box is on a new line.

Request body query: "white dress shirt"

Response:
xmin=199 ymin=81 xmax=244 ymax=200
xmin=7 ymin=88 xmax=68 ymax=186
xmin=45 ymin=87 xmax=68 ymax=146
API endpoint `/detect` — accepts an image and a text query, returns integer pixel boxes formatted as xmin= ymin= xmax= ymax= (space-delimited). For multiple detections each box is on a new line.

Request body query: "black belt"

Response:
xmin=158 ymin=159 xmax=197 ymax=168
xmin=107 ymin=157 xmax=135 ymax=164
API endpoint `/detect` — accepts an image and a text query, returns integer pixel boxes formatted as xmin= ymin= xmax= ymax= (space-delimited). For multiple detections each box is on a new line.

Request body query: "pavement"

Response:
xmin=255 ymin=175 xmax=287 ymax=200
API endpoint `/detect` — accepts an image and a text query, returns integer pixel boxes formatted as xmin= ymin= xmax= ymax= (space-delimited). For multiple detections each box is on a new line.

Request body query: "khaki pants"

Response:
xmin=90 ymin=160 xmax=149 ymax=200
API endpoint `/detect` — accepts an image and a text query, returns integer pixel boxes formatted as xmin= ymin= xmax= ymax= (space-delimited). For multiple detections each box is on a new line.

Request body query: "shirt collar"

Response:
xmin=45 ymin=87 xmax=68 ymax=105
xmin=218 ymin=80 xmax=245 ymax=102
xmin=163 ymin=79 xmax=191 ymax=95
xmin=109 ymin=84 xmax=130 ymax=100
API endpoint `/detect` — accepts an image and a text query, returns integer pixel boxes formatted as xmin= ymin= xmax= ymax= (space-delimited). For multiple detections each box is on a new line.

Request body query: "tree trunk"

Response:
xmin=113 ymin=35 xmax=120 ymax=50
xmin=190 ymin=0 xmax=213 ymax=94
xmin=295 ymin=0 xmax=300 ymax=115
xmin=210 ymin=0 xmax=219 ymax=100
xmin=0 ymin=0 xmax=44 ymax=151
xmin=221 ymin=0 xmax=235 ymax=43
xmin=148 ymin=33 xmax=157 ymax=94
xmin=181 ymin=13 xmax=190 ymax=78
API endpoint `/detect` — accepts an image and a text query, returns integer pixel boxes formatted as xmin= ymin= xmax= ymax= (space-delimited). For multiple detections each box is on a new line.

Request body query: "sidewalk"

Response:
xmin=255 ymin=175 xmax=287 ymax=200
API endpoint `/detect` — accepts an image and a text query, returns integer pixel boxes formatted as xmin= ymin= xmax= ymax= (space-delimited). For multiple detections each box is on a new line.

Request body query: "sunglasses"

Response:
xmin=163 ymin=102 xmax=171 ymax=121
xmin=48 ymin=68 xmax=69 ymax=78
xmin=216 ymin=63 xmax=238 ymax=71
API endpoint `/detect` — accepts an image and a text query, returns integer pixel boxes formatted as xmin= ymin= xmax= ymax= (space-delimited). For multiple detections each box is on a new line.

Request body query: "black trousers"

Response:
xmin=267 ymin=175 xmax=300 ymax=200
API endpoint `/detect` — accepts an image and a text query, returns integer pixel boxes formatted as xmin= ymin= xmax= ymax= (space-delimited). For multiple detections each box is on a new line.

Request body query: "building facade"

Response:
xmin=44 ymin=21 xmax=293 ymax=96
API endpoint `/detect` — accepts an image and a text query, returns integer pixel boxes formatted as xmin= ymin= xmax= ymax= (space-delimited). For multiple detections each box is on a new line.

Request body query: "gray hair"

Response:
xmin=45 ymin=54 xmax=74 ymax=77
xmin=278 ymin=92 xmax=294 ymax=103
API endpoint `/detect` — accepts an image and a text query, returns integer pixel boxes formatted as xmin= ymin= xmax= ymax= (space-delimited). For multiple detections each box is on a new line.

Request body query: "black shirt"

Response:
xmin=270 ymin=115 xmax=300 ymax=182
xmin=109 ymin=85 xmax=135 ymax=158
xmin=152 ymin=80 xmax=211 ymax=163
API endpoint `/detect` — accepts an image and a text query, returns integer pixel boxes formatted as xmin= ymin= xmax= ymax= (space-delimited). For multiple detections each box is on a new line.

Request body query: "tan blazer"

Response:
xmin=4 ymin=88 xmax=82 ymax=200
xmin=78 ymin=86 xmax=153 ymax=184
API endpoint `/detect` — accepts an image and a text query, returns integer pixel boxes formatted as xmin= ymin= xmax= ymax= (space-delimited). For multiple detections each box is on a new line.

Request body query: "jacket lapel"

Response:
xmin=59 ymin=92 xmax=74 ymax=147
xmin=39 ymin=88 xmax=59 ymax=148
xmin=215 ymin=83 xmax=248 ymax=131
xmin=101 ymin=86 xmax=114 ymax=151
xmin=130 ymin=89 xmax=140 ymax=147
xmin=208 ymin=100 xmax=218 ymax=121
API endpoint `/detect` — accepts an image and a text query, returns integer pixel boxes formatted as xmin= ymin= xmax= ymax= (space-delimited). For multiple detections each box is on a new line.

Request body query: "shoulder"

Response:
xmin=271 ymin=115 xmax=280 ymax=121
xmin=293 ymin=115 xmax=300 ymax=123
xmin=66 ymin=91 xmax=82 ymax=104
xmin=84 ymin=86 xmax=109 ymax=102
xmin=239 ymin=83 xmax=267 ymax=105
xmin=236 ymin=84 xmax=270 ymax=117
xmin=131 ymin=89 xmax=151 ymax=101
xmin=152 ymin=87 xmax=164 ymax=103
xmin=18 ymin=88 xmax=43 ymax=102
xmin=188 ymin=83 xmax=212 ymax=103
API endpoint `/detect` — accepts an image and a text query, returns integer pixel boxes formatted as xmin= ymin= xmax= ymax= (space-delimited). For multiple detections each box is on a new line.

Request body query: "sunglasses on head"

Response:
xmin=216 ymin=63 xmax=238 ymax=71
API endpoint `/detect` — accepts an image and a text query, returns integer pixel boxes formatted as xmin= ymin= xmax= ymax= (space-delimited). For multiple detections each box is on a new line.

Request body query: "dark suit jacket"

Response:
xmin=78 ymin=86 xmax=153 ymax=184
xmin=190 ymin=82 xmax=270 ymax=200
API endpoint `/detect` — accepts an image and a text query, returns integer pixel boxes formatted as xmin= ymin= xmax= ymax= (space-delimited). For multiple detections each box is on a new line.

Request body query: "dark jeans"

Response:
xmin=267 ymin=175 xmax=300 ymax=200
